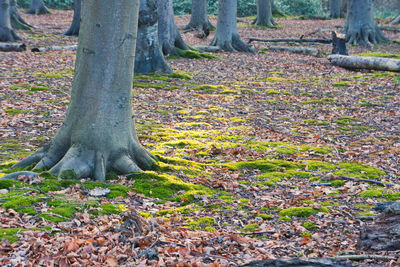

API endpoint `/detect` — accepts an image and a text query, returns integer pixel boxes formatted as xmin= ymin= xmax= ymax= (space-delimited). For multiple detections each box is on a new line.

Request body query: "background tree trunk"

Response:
xmin=26 ymin=0 xmax=50 ymax=15
xmin=13 ymin=0 xmax=154 ymax=181
xmin=9 ymin=0 xmax=32 ymax=30
xmin=253 ymin=0 xmax=275 ymax=27
xmin=329 ymin=0 xmax=342 ymax=18
xmin=157 ymin=0 xmax=188 ymax=55
xmin=344 ymin=0 xmax=387 ymax=45
xmin=0 ymin=0 xmax=21 ymax=42
xmin=210 ymin=0 xmax=252 ymax=52
xmin=64 ymin=0 xmax=80 ymax=36
xmin=135 ymin=0 xmax=171 ymax=74
xmin=184 ymin=0 xmax=214 ymax=31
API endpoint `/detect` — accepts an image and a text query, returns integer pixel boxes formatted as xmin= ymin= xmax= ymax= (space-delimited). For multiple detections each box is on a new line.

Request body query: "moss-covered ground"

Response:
xmin=0 ymin=11 xmax=399 ymax=265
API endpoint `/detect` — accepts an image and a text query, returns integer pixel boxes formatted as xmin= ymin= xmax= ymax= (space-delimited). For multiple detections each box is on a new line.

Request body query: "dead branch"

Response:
xmin=267 ymin=46 xmax=322 ymax=57
xmin=0 ymin=42 xmax=26 ymax=52
xmin=327 ymin=55 xmax=400 ymax=72
xmin=31 ymin=45 xmax=77 ymax=52
xmin=248 ymin=37 xmax=332 ymax=44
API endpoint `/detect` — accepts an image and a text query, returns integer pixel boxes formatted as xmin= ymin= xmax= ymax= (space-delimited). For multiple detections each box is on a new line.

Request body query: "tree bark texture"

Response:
xmin=329 ymin=0 xmax=342 ymax=18
xmin=268 ymin=46 xmax=321 ymax=57
xmin=253 ymin=0 xmax=275 ymax=27
xmin=9 ymin=0 xmax=32 ymax=30
xmin=134 ymin=0 xmax=171 ymax=74
xmin=26 ymin=0 xmax=50 ymax=15
xmin=0 ymin=41 xmax=25 ymax=51
xmin=64 ymin=0 xmax=80 ymax=36
xmin=390 ymin=13 xmax=400 ymax=26
xmin=327 ymin=55 xmax=400 ymax=72
xmin=343 ymin=0 xmax=387 ymax=45
xmin=184 ymin=0 xmax=214 ymax=31
xmin=157 ymin=0 xmax=188 ymax=55
xmin=0 ymin=0 xmax=21 ymax=42
xmin=13 ymin=0 xmax=155 ymax=181
xmin=210 ymin=0 xmax=252 ymax=52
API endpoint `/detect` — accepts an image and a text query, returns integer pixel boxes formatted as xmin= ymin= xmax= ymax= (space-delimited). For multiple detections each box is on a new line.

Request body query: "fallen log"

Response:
xmin=379 ymin=26 xmax=400 ymax=33
xmin=267 ymin=46 xmax=322 ymax=57
xmin=242 ymin=258 xmax=354 ymax=267
xmin=0 ymin=42 xmax=26 ymax=52
xmin=327 ymin=55 xmax=400 ymax=72
xmin=31 ymin=44 xmax=77 ymax=52
xmin=193 ymin=45 xmax=221 ymax=52
xmin=248 ymin=37 xmax=332 ymax=44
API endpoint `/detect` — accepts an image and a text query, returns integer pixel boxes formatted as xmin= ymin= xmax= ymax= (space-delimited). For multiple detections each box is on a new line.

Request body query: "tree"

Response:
xmin=344 ymin=0 xmax=387 ymax=45
xmin=26 ymin=0 xmax=50 ymax=15
xmin=135 ymin=0 xmax=171 ymax=74
xmin=10 ymin=0 xmax=32 ymax=30
xmin=329 ymin=0 xmax=342 ymax=18
xmin=64 ymin=0 xmax=80 ymax=36
xmin=210 ymin=0 xmax=253 ymax=52
xmin=13 ymin=0 xmax=155 ymax=181
xmin=253 ymin=0 xmax=275 ymax=27
xmin=184 ymin=0 xmax=214 ymax=32
xmin=157 ymin=0 xmax=188 ymax=55
xmin=0 ymin=0 xmax=21 ymax=42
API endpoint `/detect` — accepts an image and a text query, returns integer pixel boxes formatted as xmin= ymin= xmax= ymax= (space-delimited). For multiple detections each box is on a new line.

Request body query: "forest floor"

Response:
xmin=0 ymin=10 xmax=400 ymax=266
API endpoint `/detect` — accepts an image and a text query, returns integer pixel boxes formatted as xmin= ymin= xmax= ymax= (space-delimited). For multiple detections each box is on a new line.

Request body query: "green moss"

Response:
xmin=330 ymin=180 xmax=345 ymax=187
xmin=302 ymin=221 xmax=317 ymax=230
xmin=0 ymin=179 xmax=21 ymax=189
xmin=107 ymin=184 xmax=130 ymax=198
xmin=187 ymin=216 xmax=216 ymax=226
xmin=9 ymin=84 xmax=31 ymax=90
xmin=0 ymin=228 xmax=29 ymax=243
xmin=59 ymin=169 xmax=78 ymax=180
xmin=241 ymin=224 xmax=260 ymax=232
xmin=301 ymin=232 xmax=312 ymax=237
xmin=192 ymin=84 xmax=228 ymax=93
xmin=5 ymin=108 xmax=30 ymax=115
xmin=358 ymin=52 xmax=400 ymax=59
xmin=334 ymin=162 xmax=385 ymax=178
xmin=176 ymin=49 xmax=218 ymax=59
xmin=204 ymin=226 xmax=216 ymax=232
xmin=359 ymin=189 xmax=400 ymax=201
xmin=39 ymin=214 xmax=66 ymax=223
xmin=168 ymin=72 xmax=193 ymax=80
xmin=300 ymin=98 xmax=335 ymax=105
xmin=2 ymin=196 xmax=39 ymax=210
xmin=51 ymin=206 xmax=77 ymax=218
xmin=256 ymin=214 xmax=273 ymax=220
xmin=40 ymin=73 xmax=64 ymax=79
xmin=223 ymin=160 xmax=300 ymax=172
xmin=83 ymin=181 xmax=107 ymax=190
xmin=267 ymin=89 xmax=280 ymax=95
xmin=332 ymin=82 xmax=349 ymax=87
xmin=38 ymin=179 xmax=62 ymax=192
xmin=30 ymin=85 xmax=51 ymax=92
xmin=279 ymin=216 xmax=292 ymax=221
xmin=278 ymin=206 xmax=329 ymax=217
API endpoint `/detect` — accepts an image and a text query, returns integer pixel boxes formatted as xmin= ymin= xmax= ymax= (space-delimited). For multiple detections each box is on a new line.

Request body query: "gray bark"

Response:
xmin=26 ymin=0 xmax=50 ymax=15
xmin=9 ymin=0 xmax=32 ymax=30
xmin=157 ymin=0 xmax=188 ymax=55
xmin=329 ymin=0 xmax=342 ymax=18
xmin=253 ymin=0 xmax=275 ymax=27
xmin=343 ymin=0 xmax=387 ymax=45
xmin=0 ymin=0 xmax=20 ymax=42
xmin=0 ymin=42 xmax=25 ymax=51
xmin=268 ymin=46 xmax=321 ymax=57
xmin=13 ymin=0 xmax=154 ymax=181
xmin=135 ymin=0 xmax=171 ymax=74
xmin=64 ymin=0 xmax=80 ymax=36
xmin=184 ymin=0 xmax=214 ymax=31
xmin=327 ymin=55 xmax=400 ymax=72
xmin=210 ymin=0 xmax=253 ymax=52
xmin=390 ymin=13 xmax=400 ymax=26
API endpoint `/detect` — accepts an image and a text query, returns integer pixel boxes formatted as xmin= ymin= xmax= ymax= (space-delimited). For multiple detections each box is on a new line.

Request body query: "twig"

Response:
xmin=156 ymin=240 xmax=186 ymax=247
xmin=149 ymin=233 xmax=159 ymax=249
xmin=248 ymin=37 xmax=332 ymax=44
xmin=199 ymin=253 xmax=238 ymax=263
xmin=332 ymin=255 xmax=397 ymax=261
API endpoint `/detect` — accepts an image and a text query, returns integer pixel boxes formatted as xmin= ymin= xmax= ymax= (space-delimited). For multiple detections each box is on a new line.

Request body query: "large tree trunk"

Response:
xmin=210 ymin=0 xmax=252 ymax=52
xmin=0 ymin=0 xmax=21 ymax=42
xmin=184 ymin=0 xmax=214 ymax=31
xmin=26 ymin=0 xmax=50 ymax=15
xmin=253 ymin=0 xmax=275 ymax=27
xmin=64 ymin=0 xmax=80 ymax=36
xmin=157 ymin=0 xmax=188 ymax=55
xmin=134 ymin=0 xmax=171 ymax=74
xmin=329 ymin=0 xmax=342 ymax=18
xmin=13 ymin=0 xmax=155 ymax=181
xmin=343 ymin=0 xmax=387 ymax=45
xmin=9 ymin=0 xmax=32 ymax=30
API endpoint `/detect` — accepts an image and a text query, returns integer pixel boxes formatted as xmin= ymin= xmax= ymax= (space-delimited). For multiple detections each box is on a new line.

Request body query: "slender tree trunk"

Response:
xmin=9 ymin=0 xmax=32 ymax=30
xmin=0 ymin=0 xmax=21 ymax=42
xmin=329 ymin=0 xmax=342 ymax=18
xmin=64 ymin=0 xmax=80 ymax=36
xmin=253 ymin=0 xmax=275 ymax=27
xmin=184 ymin=0 xmax=214 ymax=31
xmin=210 ymin=0 xmax=252 ymax=52
xmin=344 ymin=0 xmax=387 ymax=45
xmin=13 ymin=0 xmax=154 ymax=181
xmin=157 ymin=0 xmax=188 ymax=55
xmin=135 ymin=0 xmax=171 ymax=74
xmin=26 ymin=0 xmax=50 ymax=15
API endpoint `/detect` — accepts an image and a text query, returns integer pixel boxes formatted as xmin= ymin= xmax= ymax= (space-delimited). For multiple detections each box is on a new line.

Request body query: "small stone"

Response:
xmin=88 ymin=187 xmax=110 ymax=197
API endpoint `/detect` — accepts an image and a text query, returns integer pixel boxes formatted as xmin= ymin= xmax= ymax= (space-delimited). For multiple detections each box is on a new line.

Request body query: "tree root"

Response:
xmin=0 ymin=171 xmax=39 ymax=180
xmin=345 ymin=25 xmax=388 ymax=46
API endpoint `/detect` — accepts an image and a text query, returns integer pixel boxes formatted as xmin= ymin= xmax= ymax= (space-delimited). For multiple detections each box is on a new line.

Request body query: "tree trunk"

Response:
xmin=64 ymin=0 xmax=80 ymax=36
xmin=134 ymin=0 xmax=171 ymax=74
xmin=26 ymin=0 xmax=50 ymax=15
xmin=0 ymin=0 xmax=21 ymax=42
xmin=329 ymin=0 xmax=342 ymax=18
xmin=253 ymin=0 xmax=275 ymax=27
xmin=157 ymin=0 xmax=188 ymax=55
xmin=327 ymin=55 xmax=400 ymax=72
xmin=9 ymin=0 xmax=32 ymax=30
xmin=184 ymin=0 xmax=214 ymax=31
xmin=210 ymin=0 xmax=253 ymax=52
xmin=13 ymin=0 xmax=155 ymax=181
xmin=343 ymin=0 xmax=387 ymax=45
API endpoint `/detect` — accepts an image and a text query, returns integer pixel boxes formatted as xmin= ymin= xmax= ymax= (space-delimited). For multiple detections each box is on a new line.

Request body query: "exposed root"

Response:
xmin=184 ymin=21 xmax=214 ymax=32
xmin=345 ymin=25 xmax=388 ymax=46
xmin=0 ymin=27 xmax=21 ymax=42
